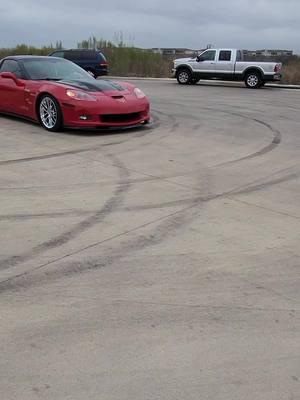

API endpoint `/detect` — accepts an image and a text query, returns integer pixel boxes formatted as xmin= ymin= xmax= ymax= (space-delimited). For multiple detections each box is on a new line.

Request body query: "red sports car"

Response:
xmin=0 ymin=56 xmax=150 ymax=131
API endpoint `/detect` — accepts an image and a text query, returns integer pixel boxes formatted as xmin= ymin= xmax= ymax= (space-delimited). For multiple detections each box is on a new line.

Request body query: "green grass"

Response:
xmin=0 ymin=42 xmax=299 ymax=84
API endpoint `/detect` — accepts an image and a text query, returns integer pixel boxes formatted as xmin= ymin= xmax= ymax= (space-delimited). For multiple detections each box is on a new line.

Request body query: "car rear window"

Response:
xmin=65 ymin=51 xmax=82 ymax=61
xmin=96 ymin=52 xmax=107 ymax=62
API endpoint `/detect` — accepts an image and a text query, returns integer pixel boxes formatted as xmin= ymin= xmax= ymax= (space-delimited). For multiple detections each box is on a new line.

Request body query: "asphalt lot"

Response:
xmin=0 ymin=80 xmax=299 ymax=400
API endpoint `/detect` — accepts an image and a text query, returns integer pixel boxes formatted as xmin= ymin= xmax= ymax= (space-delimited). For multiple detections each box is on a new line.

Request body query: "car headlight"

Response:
xmin=66 ymin=89 xmax=97 ymax=101
xmin=134 ymin=87 xmax=146 ymax=99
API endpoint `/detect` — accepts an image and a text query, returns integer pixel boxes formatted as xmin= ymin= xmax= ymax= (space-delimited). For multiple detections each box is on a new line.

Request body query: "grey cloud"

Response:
xmin=0 ymin=0 xmax=299 ymax=52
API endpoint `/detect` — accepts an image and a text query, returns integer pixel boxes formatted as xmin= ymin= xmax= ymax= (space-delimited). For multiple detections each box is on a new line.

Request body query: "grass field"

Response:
xmin=1 ymin=43 xmax=299 ymax=84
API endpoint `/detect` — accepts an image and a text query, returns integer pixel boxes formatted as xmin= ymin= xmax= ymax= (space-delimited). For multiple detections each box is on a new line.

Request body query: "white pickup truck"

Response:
xmin=172 ymin=48 xmax=282 ymax=88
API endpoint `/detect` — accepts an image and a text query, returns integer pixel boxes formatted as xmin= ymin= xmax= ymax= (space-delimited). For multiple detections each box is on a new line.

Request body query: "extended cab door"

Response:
xmin=215 ymin=50 xmax=235 ymax=78
xmin=193 ymin=50 xmax=217 ymax=77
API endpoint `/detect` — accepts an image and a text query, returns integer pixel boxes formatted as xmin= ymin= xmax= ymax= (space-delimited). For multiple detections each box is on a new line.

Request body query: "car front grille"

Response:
xmin=100 ymin=112 xmax=142 ymax=123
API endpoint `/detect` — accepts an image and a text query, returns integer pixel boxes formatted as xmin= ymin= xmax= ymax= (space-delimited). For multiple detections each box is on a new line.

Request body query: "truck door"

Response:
xmin=193 ymin=50 xmax=216 ymax=77
xmin=215 ymin=50 xmax=235 ymax=79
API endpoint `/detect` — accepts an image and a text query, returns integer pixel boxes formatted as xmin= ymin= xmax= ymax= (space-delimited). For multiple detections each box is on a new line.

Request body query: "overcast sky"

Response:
xmin=1 ymin=0 xmax=299 ymax=52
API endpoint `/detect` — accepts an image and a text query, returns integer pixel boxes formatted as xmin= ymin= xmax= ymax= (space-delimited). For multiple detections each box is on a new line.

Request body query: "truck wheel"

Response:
xmin=177 ymin=69 xmax=192 ymax=85
xmin=245 ymin=72 xmax=262 ymax=89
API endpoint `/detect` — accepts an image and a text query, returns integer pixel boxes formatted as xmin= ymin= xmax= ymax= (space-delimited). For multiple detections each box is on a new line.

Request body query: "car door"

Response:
xmin=215 ymin=50 xmax=235 ymax=79
xmin=192 ymin=50 xmax=217 ymax=77
xmin=0 ymin=59 xmax=26 ymax=115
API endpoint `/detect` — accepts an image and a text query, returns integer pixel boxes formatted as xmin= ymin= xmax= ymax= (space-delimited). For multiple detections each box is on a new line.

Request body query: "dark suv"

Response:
xmin=48 ymin=49 xmax=108 ymax=78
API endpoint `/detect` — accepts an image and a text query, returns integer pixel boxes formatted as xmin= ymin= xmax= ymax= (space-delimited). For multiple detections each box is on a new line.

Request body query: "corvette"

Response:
xmin=0 ymin=56 xmax=150 ymax=131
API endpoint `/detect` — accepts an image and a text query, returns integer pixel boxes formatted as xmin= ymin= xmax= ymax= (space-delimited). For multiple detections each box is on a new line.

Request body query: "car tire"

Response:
xmin=38 ymin=95 xmax=63 ymax=132
xmin=176 ymin=69 xmax=192 ymax=85
xmin=245 ymin=71 xmax=262 ymax=89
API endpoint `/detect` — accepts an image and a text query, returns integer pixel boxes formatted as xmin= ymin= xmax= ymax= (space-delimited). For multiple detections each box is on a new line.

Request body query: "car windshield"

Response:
xmin=22 ymin=58 xmax=94 ymax=81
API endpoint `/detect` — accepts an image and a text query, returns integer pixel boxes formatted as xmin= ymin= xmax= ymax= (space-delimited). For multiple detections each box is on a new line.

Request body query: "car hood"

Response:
xmin=57 ymin=79 xmax=132 ymax=94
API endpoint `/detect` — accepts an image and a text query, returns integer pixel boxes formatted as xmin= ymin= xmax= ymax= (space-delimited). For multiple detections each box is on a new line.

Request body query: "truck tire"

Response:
xmin=245 ymin=71 xmax=262 ymax=89
xmin=176 ymin=69 xmax=192 ymax=85
xmin=191 ymin=77 xmax=200 ymax=85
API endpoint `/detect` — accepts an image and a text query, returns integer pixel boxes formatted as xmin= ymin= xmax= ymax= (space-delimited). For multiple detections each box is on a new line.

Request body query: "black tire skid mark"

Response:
xmin=119 ymin=167 xmax=299 ymax=213
xmin=0 ymin=143 xmax=122 ymax=166
xmin=0 ymin=163 xmax=299 ymax=293
xmin=0 ymin=171 xmax=183 ymax=193
xmin=107 ymin=110 xmax=182 ymax=158
xmin=182 ymin=108 xmax=282 ymax=162
xmin=0 ymin=105 xmax=297 ymax=291
xmin=0 ymin=154 xmax=131 ymax=271
xmin=154 ymin=100 xmax=282 ymax=163
xmin=213 ymin=113 xmax=281 ymax=166
xmin=0 ymin=113 xmax=160 ymax=166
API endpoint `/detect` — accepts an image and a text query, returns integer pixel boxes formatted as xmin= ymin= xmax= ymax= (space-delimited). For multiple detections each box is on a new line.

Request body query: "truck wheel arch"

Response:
xmin=243 ymin=67 xmax=264 ymax=80
xmin=243 ymin=68 xmax=264 ymax=88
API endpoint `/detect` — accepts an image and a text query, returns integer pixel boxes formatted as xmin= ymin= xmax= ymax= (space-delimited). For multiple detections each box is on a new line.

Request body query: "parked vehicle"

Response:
xmin=49 ymin=49 xmax=108 ymax=78
xmin=0 ymin=56 xmax=150 ymax=131
xmin=172 ymin=49 xmax=282 ymax=88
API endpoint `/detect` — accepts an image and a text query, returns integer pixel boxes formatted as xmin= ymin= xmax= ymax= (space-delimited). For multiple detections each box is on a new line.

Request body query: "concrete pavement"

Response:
xmin=0 ymin=80 xmax=299 ymax=399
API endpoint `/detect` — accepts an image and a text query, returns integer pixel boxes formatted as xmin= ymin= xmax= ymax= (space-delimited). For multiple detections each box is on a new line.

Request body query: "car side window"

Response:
xmin=65 ymin=51 xmax=81 ymax=61
xmin=52 ymin=51 xmax=64 ymax=58
xmin=198 ymin=50 xmax=216 ymax=62
xmin=85 ymin=51 xmax=95 ymax=60
xmin=219 ymin=51 xmax=232 ymax=61
xmin=0 ymin=60 xmax=23 ymax=78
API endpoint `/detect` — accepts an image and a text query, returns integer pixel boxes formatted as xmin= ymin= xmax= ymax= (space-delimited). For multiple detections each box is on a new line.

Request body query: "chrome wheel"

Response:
xmin=177 ymin=70 xmax=190 ymax=84
xmin=39 ymin=97 xmax=58 ymax=129
xmin=246 ymin=74 xmax=260 ymax=88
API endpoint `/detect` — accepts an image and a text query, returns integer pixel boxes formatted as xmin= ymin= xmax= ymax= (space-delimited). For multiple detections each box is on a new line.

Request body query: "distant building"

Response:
xmin=243 ymin=49 xmax=293 ymax=57
xmin=151 ymin=48 xmax=203 ymax=57
xmin=150 ymin=47 xmax=294 ymax=58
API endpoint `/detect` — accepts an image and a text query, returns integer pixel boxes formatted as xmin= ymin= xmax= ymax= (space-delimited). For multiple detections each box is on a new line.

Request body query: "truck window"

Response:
xmin=219 ymin=51 xmax=232 ymax=61
xmin=198 ymin=50 xmax=216 ymax=62
xmin=236 ymin=50 xmax=242 ymax=61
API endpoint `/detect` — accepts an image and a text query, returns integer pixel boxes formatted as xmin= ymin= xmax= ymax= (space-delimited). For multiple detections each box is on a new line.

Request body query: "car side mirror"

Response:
xmin=0 ymin=72 xmax=24 ymax=86
xmin=196 ymin=56 xmax=203 ymax=62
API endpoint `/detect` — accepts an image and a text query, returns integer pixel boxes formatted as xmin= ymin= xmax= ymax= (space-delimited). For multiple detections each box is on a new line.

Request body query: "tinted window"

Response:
xmin=65 ymin=51 xmax=82 ymax=61
xmin=96 ymin=52 xmax=106 ymax=62
xmin=198 ymin=50 xmax=216 ymax=62
xmin=51 ymin=51 xmax=64 ymax=58
xmin=0 ymin=60 xmax=23 ymax=78
xmin=83 ymin=51 xmax=96 ymax=60
xmin=219 ymin=51 xmax=232 ymax=61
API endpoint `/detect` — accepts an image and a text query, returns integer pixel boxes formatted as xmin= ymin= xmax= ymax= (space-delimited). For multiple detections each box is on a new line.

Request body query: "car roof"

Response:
xmin=2 ymin=55 xmax=66 ymax=61
xmin=64 ymin=49 xmax=99 ymax=51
